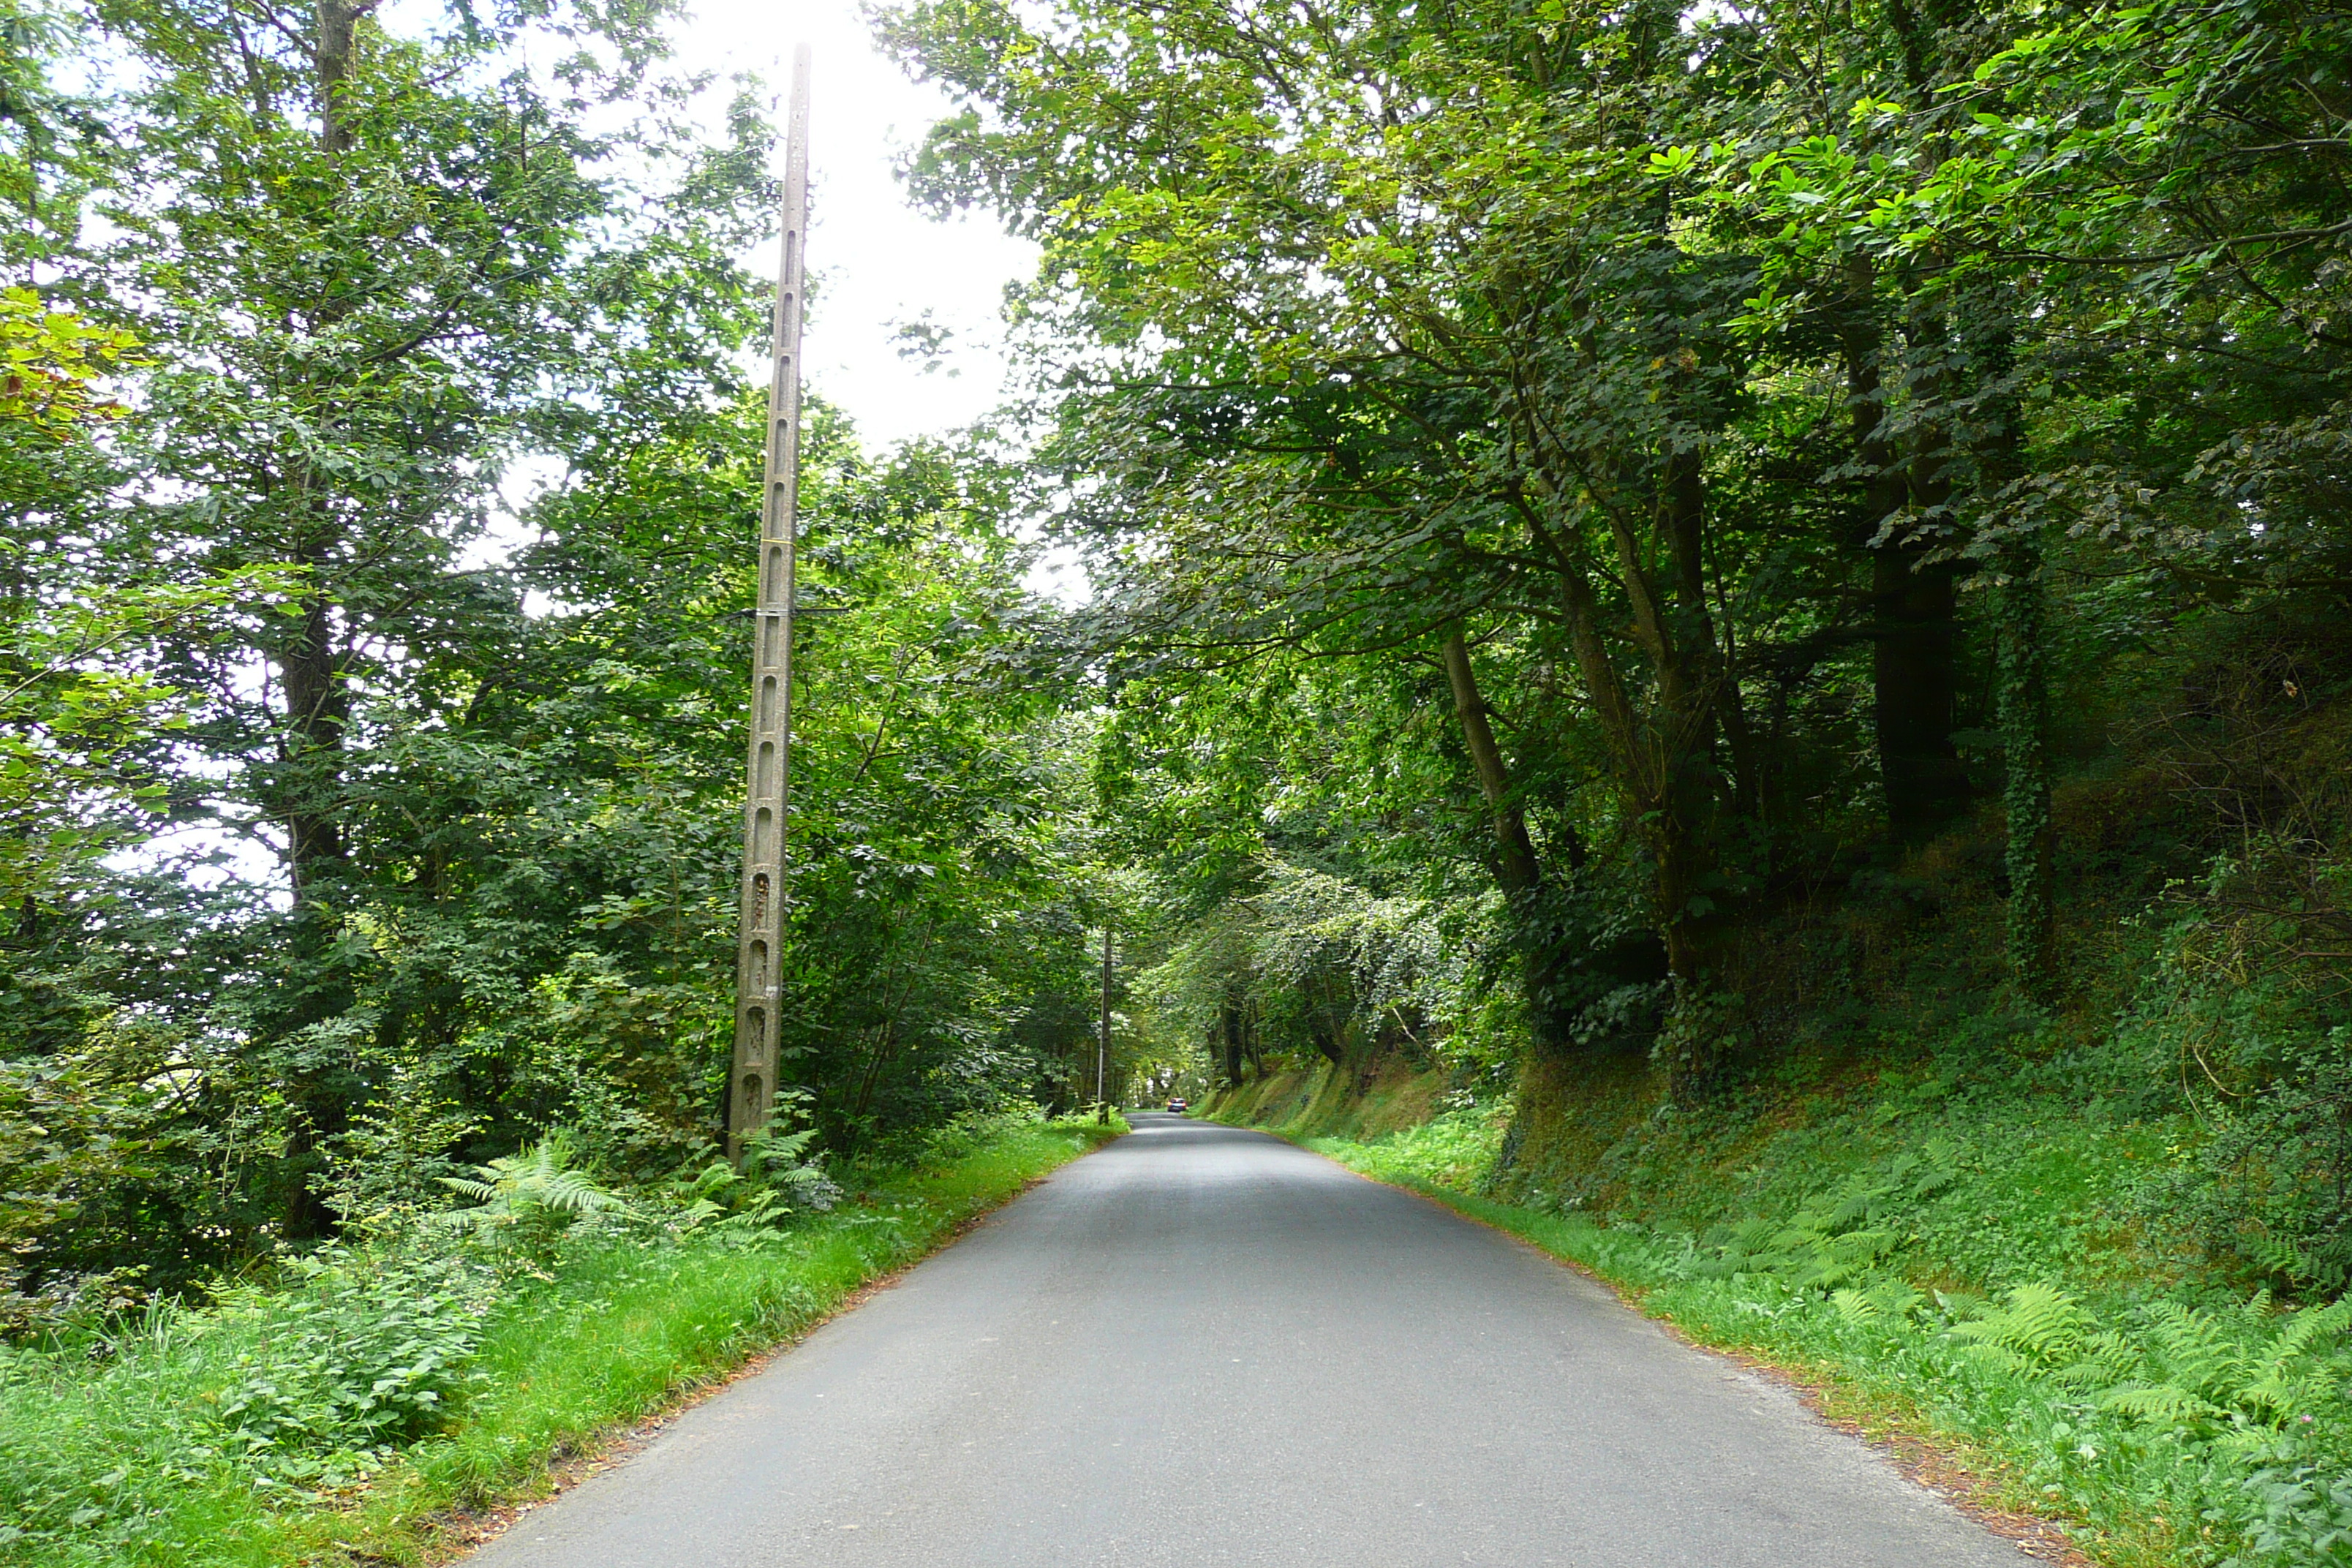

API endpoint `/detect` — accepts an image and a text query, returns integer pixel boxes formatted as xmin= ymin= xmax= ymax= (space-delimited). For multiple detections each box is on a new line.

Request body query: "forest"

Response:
xmin=3 ymin=0 xmax=2351 ymax=1560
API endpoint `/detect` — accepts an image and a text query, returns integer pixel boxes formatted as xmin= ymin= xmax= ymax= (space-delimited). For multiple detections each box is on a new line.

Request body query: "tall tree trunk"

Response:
xmin=1662 ymin=448 xmax=1761 ymax=823
xmin=1874 ymin=554 xmax=1967 ymax=843
xmin=1995 ymin=560 xmax=2054 ymax=998
xmin=1514 ymin=467 xmax=1725 ymax=990
xmin=276 ymin=581 xmax=350 ymax=908
xmin=1503 ymin=371 xmax=1735 ymax=1093
xmin=1440 ymin=628 xmax=1576 ymax=1056
xmin=1847 ymin=263 xmax=1970 ymax=843
xmin=1308 ymin=1014 xmax=1346 ymax=1070
xmin=271 ymin=0 xmax=374 ymax=1240
xmin=1649 ymin=451 xmax=1731 ymax=985
xmin=1967 ymin=290 xmax=2056 ymax=999
xmin=314 ymin=0 xmax=366 ymax=159
xmin=1441 ymin=629 xmax=1540 ymax=892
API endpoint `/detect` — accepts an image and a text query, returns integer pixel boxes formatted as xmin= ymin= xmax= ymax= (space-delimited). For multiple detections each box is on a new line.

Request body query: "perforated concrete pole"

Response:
xmin=730 ymin=45 xmax=811 ymax=1163
xmin=1097 ymin=924 xmax=1112 ymax=1121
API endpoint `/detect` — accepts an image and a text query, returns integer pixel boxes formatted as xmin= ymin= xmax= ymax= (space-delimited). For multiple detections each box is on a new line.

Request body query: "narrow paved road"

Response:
xmin=468 ymin=1115 xmax=2030 ymax=1567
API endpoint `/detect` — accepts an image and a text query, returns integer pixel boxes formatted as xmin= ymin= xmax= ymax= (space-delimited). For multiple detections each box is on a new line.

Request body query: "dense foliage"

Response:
xmin=0 ymin=1109 xmax=1120 ymax=1566
xmin=878 ymin=0 xmax=2352 ymax=1278
xmin=6 ymin=0 xmax=2352 ymax=1556
xmin=0 ymin=0 xmax=1114 ymax=1332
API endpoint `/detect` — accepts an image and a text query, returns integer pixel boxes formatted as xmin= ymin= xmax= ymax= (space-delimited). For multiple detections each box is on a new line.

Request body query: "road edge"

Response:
xmin=327 ymin=1121 xmax=1128 ymax=1568
xmin=1226 ymin=1120 xmax=2100 ymax=1568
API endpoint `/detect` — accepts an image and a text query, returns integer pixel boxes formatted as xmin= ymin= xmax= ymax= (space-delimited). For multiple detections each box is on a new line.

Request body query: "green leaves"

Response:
xmin=1647 ymin=144 xmax=1698 ymax=180
xmin=0 ymin=0 xmax=795 ymax=1279
xmin=0 ymin=290 xmax=136 ymax=437
xmin=1696 ymin=1145 xmax=1961 ymax=1293
xmin=436 ymin=1129 xmax=630 ymax=1237
xmin=205 ymin=1246 xmax=495 ymax=1469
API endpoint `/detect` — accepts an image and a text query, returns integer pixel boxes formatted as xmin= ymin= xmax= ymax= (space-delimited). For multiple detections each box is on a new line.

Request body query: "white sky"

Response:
xmin=669 ymin=0 xmax=1093 ymax=603
xmin=475 ymin=0 xmax=1090 ymax=600
xmin=672 ymin=0 xmax=1038 ymax=449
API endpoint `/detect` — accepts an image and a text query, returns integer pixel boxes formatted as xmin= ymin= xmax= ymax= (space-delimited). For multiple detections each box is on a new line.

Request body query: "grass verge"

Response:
xmin=1 ymin=1112 xmax=1125 ymax=1568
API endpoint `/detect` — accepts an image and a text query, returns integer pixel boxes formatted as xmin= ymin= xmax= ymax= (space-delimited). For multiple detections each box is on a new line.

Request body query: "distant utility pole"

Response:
xmin=1097 ymin=924 xmax=1112 ymax=1122
xmin=729 ymin=44 xmax=812 ymax=1164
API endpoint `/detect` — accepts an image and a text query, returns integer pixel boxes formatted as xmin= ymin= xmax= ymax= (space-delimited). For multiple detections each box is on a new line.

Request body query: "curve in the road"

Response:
xmin=466 ymin=1112 xmax=2032 ymax=1567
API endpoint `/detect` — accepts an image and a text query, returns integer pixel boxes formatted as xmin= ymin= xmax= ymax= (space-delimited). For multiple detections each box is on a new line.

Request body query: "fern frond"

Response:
xmin=1948 ymin=1282 xmax=2085 ymax=1368
xmin=1956 ymin=1341 xmax=2029 ymax=1373
xmin=536 ymin=1168 xmax=625 ymax=1215
xmin=1864 ymin=1278 xmax=1925 ymax=1320
xmin=436 ymin=1129 xmax=630 ymax=1235
xmin=748 ymin=1126 xmax=819 ymax=1167
xmin=1774 ymin=1220 xmax=1827 ymax=1251
xmin=1825 ymin=1190 xmax=1878 ymax=1231
xmin=2141 ymin=1300 xmax=2247 ymax=1401
xmin=676 ymin=1198 xmax=726 ymax=1227
xmin=1912 ymin=1139 xmax=1960 ymax=1197
xmin=2053 ymin=1330 xmax=2143 ymax=1391
xmin=2210 ymin=1427 xmax=2280 ymax=1463
xmin=2101 ymin=1383 xmax=2225 ymax=1425
xmin=2272 ymin=1299 xmax=2352 ymax=1362
xmin=2239 ymin=1374 xmax=2304 ymax=1417
xmin=1828 ymin=1229 xmax=1899 ymax=1266
xmin=1796 ymin=1259 xmax=1863 ymax=1291
xmin=685 ymin=1162 xmax=736 ymax=1201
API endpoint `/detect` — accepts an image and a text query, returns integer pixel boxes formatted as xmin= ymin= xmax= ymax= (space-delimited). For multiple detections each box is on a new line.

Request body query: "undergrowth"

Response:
xmin=0 ymin=1107 xmax=1123 ymax=1568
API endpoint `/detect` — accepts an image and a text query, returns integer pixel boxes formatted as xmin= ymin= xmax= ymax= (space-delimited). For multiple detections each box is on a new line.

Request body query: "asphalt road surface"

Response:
xmin=466 ymin=1113 xmax=2031 ymax=1567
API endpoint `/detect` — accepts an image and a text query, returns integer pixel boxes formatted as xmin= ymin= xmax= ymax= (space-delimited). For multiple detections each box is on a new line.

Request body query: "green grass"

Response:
xmin=0 ymin=1112 xmax=1125 ymax=1568
xmin=1257 ymin=1112 xmax=2352 ymax=1568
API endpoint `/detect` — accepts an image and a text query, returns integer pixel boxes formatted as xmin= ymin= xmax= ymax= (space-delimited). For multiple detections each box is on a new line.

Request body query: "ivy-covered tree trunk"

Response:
xmin=1662 ymin=445 xmax=1760 ymax=825
xmin=1650 ymin=445 xmax=1733 ymax=989
xmin=1968 ymin=293 xmax=2056 ymax=1000
xmin=266 ymin=0 xmax=373 ymax=1240
xmin=1995 ymin=548 xmax=2054 ymax=998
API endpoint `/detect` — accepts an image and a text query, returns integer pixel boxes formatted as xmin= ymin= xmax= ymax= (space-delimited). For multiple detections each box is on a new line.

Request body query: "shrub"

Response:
xmin=0 ymin=1241 xmax=494 ymax=1557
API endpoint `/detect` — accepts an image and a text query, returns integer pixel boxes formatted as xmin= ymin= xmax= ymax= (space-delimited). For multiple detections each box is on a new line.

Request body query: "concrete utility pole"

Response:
xmin=729 ymin=45 xmax=812 ymax=1163
xmin=1097 ymin=924 xmax=1112 ymax=1121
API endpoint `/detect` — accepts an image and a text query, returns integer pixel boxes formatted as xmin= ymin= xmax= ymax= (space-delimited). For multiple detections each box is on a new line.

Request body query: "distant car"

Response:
xmin=1166 ymin=1097 xmax=1188 ymax=1114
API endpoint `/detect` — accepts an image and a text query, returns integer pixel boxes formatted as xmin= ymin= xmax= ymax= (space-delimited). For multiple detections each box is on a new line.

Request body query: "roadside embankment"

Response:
xmin=0 ymin=1111 xmax=1126 ymax=1568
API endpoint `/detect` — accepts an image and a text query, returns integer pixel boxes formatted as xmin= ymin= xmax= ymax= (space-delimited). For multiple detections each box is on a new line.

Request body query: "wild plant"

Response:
xmin=2235 ymin=1460 xmax=2352 ymax=1567
xmin=201 ymin=1247 xmax=496 ymax=1485
xmin=1946 ymin=1282 xmax=2092 ymax=1374
xmin=1695 ymin=1142 xmax=1958 ymax=1291
xmin=1943 ymin=1286 xmax=2352 ymax=1446
xmin=0 ymin=1240 xmax=497 ymax=1557
xmin=669 ymin=1115 xmax=841 ymax=1235
xmin=434 ymin=1130 xmax=630 ymax=1254
xmin=1610 ymin=1137 xmax=2352 ymax=1563
xmin=1828 ymin=1276 xmax=1929 ymax=1325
